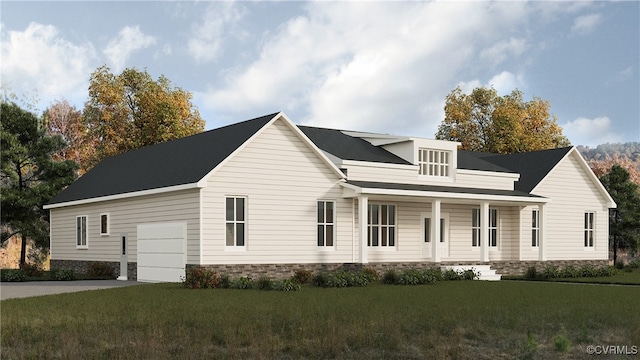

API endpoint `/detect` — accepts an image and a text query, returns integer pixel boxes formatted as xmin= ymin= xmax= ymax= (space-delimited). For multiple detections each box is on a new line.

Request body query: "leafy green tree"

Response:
xmin=436 ymin=86 xmax=570 ymax=153
xmin=599 ymin=165 xmax=640 ymax=260
xmin=1 ymin=101 xmax=78 ymax=267
xmin=83 ymin=65 xmax=205 ymax=169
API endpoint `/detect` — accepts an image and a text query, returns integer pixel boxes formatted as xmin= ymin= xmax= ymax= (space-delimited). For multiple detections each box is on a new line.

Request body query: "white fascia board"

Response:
xmin=339 ymin=182 xmax=548 ymax=204
xmin=531 ymin=147 xmax=616 ymax=208
xmin=196 ymin=112 xmax=345 ymax=187
xmin=340 ymin=159 xmax=418 ymax=170
xmin=456 ymin=168 xmax=520 ymax=180
xmin=43 ymin=183 xmax=201 ymax=209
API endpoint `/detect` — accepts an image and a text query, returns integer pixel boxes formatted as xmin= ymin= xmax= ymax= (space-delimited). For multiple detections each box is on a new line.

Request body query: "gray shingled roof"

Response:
xmin=47 ymin=111 xmax=571 ymax=206
xmin=461 ymin=147 xmax=573 ymax=192
xmin=299 ymin=126 xmax=411 ymax=165
xmin=47 ymin=113 xmax=277 ymax=205
xmin=346 ymin=181 xmax=544 ymax=199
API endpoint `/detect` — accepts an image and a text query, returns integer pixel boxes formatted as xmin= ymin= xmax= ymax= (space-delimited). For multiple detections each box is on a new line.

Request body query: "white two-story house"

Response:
xmin=45 ymin=112 xmax=615 ymax=282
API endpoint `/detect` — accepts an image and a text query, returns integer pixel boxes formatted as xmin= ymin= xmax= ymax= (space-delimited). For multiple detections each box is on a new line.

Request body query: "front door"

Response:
xmin=118 ymin=234 xmax=128 ymax=280
xmin=421 ymin=213 xmax=449 ymax=259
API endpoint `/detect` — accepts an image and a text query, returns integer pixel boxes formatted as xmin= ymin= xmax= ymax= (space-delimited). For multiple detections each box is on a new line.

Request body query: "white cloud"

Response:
xmin=480 ymin=37 xmax=527 ymax=66
xmin=103 ymin=25 xmax=156 ymax=72
xmin=1 ymin=22 xmax=96 ymax=109
xmin=187 ymin=1 xmax=246 ymax=63
xmin=571 ymin=14 xmax=602 ymax=35
xmin=562 ymin=116 xmax=623 ymax=147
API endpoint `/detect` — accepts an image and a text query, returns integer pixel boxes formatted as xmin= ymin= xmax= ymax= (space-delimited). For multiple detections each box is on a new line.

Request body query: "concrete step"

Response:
xmin=441 ymin=265 xmax=502 ymax=281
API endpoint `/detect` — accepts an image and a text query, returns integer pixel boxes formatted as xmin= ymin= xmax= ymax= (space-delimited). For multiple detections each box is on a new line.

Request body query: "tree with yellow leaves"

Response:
xmin=436 ymin=86 xmax=570 ymax=153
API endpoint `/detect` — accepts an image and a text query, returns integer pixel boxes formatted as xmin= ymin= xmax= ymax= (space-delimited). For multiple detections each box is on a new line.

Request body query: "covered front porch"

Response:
xmin=341 ymin=181 xmax=550 ymax=265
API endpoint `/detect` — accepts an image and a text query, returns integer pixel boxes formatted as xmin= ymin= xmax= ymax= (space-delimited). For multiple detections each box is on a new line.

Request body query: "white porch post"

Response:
xmin=358 ymin=195 xmax=369 ymax=264
xmin=538 ymin=204 xmax=546 ymax=261
xmin=480 ymin=202 xmax=490 ymax=262
xmin=431 ymin=199 xmax=441 ymax=263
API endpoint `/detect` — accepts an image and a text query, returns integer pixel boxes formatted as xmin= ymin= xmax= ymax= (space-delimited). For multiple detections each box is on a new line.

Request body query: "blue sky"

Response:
xmin=2 ymin=1 xmax=638 ymax=147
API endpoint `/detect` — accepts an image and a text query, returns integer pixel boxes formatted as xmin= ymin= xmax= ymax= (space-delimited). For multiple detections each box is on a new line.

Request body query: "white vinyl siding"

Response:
xmin=531 ymin=151 xmax=609 ymax=260
xmin=76 ymin=216 xmax=88 ymax=248
xmin=317 ymin=201 xmax=335 ymax=247
xmin=50 ymin=189 xmax=200 ymax=263
xmin=201 ymin=118 xmax=351 ymax=265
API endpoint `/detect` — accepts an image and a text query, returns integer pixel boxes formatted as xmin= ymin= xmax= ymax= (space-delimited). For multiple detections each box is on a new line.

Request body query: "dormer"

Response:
xmin=342 ymin=131 xmax=460 ymax=180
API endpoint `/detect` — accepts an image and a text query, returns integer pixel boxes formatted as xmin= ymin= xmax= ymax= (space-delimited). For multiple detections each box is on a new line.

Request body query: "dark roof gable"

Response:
xmin=48 ymin=113 xmax=277 ymax=205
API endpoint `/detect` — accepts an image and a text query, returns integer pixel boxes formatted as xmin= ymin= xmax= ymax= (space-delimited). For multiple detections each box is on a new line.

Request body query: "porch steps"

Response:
xmin=441 ymin=265 xmax=502 ymax=281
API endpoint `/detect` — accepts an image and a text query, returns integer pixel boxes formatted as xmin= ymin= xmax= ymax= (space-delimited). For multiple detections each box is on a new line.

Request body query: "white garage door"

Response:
xmin=137 ymin=222 xmax=186 ymax=283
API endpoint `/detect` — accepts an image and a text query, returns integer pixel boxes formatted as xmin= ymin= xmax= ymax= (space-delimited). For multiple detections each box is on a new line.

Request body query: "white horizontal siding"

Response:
xmin=532 ymin=152 xmax=609 ymax=260
xmin=50 ymin=189 xmax=200 ymax=263
xmin=201 ymin=118 xmax=352 ymax=265
xmin=454 ymin=172 xmax=515 ymax=190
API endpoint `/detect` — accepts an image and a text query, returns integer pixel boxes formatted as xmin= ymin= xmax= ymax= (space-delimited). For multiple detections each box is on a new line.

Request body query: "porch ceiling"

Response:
xmin=341 ymin=180 xmax=548 ymax=205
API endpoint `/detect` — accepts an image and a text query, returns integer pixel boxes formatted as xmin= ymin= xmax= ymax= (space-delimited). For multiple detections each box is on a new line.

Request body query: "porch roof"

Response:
xmin=342 ymin=180 xmax=548 ymax=204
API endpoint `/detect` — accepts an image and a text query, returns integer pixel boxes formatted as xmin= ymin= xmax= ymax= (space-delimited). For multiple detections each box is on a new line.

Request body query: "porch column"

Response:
xmin=480 ymin=202 xmax=490 ymax=262
xmin=431 ymin=199 xmax=441 ymax=263
xmin=358 ymin=195 xmax=368 ymax=264
xmin=538 ymin=204 xmax=546 ymax=261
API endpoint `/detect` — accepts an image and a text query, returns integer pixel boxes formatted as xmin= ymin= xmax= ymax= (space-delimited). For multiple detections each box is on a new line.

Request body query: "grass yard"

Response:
xmin=2 ymin=281 xmax=639 ymax=359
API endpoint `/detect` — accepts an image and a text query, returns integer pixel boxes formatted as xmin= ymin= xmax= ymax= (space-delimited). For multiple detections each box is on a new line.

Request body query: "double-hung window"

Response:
xmin=471 ymin=208 xmax=498 ymax=247
xmin=226 ymin=197 xmax=246 ymax=247
xmin=100 ymin=213 xmax=109 ymax=236
xmin=368 ymin=204 xmax=396 ymax=247
xmin=584 ymin=212 xmax=595 ymax=248
xmin=531 ymin=210 xmax=540 ymax=247
xmin=76 ymin=215 xmax=88 ymax=248
xmin=418 ymin=148 xmax=450 ymax=177
xmin=471 ymin=209 xmax=481 ymax=247
xmin=317 ymin=201 xmax=335 ymax=247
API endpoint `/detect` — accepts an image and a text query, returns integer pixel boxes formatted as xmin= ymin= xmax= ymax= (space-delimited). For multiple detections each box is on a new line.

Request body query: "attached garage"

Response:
xmin=137 ymin=222 xmax=187 ymax=283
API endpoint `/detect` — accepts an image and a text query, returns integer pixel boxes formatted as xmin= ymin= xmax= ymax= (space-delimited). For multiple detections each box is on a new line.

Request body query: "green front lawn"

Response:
xmin=2 ymin=281 xmax=638 ymax=359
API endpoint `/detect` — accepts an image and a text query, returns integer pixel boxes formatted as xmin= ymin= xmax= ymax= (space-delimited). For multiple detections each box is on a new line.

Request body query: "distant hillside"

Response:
xmin=578 ymin=142 xmax=640 ymax=186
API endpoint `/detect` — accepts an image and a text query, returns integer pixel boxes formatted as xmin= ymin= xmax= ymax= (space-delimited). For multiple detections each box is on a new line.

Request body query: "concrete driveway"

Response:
xmin=0 ymin=280 xmax=142 ymax=300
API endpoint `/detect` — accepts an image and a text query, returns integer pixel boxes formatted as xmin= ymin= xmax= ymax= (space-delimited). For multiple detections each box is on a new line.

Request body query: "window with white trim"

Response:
xmin=471 ymin=208 xmax=498 ymax=247
xmin=317 ymin=201 xmax=335 ymax=247
xmin=531 ymin=210 xmax=539 ymax=247
xmin=100 ymin=213 xmax=109 ymax=236
xmin=424 ymin=217 xmax=446 ymax=243
xmin=226 ymin=197 xmax=246 ymax=247
xmin=584 ymin=212 xmax=595 ymax=247
xmin=76 ymin=215 xmax=88 ymax=248
xmin=472 ymin=209 xmax=481 ymax=247
xmin=418 ymin=148 xmax=451 ymax=177
xmin=368 ymin=204 xmax=396 ymax=247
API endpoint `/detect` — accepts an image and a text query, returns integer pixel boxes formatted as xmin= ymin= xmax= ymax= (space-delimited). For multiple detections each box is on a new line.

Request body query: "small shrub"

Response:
xmin=231 ymin=276 xmax=254 ymax=289
xmin=460 ymin=268 xmax=479 ymax=280
xmin=542 ymin=265 xmax=559 ymax=279
xmin=561 ymin=265 xmax=580 ymax=278
xmin=579 ymin=265 xmax=597 ymax=278
xmin=273 ymin=278 xmax=301 ymax=291
xmin=444 ymin=269 xmax=461 ymax=281
xmin=596 ymin=266 xmax=617 ymax=277
xmin=524 ymin=266 xmax=538 ymax=280
xmin=255 ymin=276 xmax=273 ymax=290
xmin=312 ymin=272 xmax=329 ymax=287
xmin=87 ymin=262 xmax=115 ymax=278
xmin=626 ymin=259 xmax=640 ymax=269
xmin=182 ymin=267 xmax=220 ymax=289
xmin=554 ymin=333 xmax=572 ymax=353
xmin=1 ymin=269 xmax=26 ymax=282
xmin=293 ymin=269 xmax=313 ymax=284
xmin=398 ymin=268 xmax=426 ymax=285
xmin=382 ymin=269 xmax=399 ymax=284
xmin=52 ymin=269 xmax=75 ymax=281
xmin=21 ymin=263 xmax=43 ymax=277
xmin=361 ymin=267 xmax=380 ymax=282
xmin=424 ymin=268 xmax=444 ymax=283
xmin=219 ymin=274 xmax=231 ymax=288
xmin=614 ymin=261 xmax=625 ymax=270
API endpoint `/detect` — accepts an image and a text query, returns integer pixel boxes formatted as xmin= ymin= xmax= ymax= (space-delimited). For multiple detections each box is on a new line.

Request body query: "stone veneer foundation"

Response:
xmin=52 ymin=259 xmax=610 ymax=281
xmin=50 ymin=260 xmax=137 ymax=280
